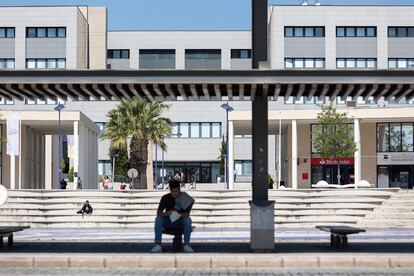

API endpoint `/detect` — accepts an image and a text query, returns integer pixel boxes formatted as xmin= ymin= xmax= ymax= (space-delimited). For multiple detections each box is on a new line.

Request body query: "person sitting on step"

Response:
xmin=76 ymin=200 xmax=93 ymax=215
xmin=150 ymin=179 xmax=194 ymax=253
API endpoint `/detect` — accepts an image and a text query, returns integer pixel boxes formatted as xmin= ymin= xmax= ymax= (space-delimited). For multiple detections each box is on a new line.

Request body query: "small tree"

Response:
xmin=313 ymin=105 xmax=357 ymax=185
xmin=218 ymin=136 xmax=226 ymax=177
xmin=109 ymin=144 xmax=129 ymax=181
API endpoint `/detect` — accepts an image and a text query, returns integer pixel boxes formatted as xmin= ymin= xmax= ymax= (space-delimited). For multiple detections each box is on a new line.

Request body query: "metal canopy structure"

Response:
xmin=0 ymin=70 xmax=414 ymax=102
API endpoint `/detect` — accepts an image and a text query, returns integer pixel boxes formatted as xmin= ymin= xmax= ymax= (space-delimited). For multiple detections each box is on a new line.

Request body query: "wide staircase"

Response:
xmin=357 ymin=189 xmax=414 ymax=228
xmin=0 ymin=189 xmax=410 ymax=229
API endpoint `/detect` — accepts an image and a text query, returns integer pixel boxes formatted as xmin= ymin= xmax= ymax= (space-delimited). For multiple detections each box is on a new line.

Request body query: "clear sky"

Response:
xmin=0 ymin=0 xmax=413 ymax=30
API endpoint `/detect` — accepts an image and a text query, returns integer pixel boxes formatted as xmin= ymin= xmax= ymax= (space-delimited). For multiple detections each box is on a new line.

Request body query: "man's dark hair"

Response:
xmin=169 ymin=179 xmax=180 ymax=190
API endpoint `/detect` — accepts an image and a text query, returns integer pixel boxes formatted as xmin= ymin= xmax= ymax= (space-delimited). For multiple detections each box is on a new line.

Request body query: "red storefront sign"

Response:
xmin=311 ymin=157 xmax=354 ymax=166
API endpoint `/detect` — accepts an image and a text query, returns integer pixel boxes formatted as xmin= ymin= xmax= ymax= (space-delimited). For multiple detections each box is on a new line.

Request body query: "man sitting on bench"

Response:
xmin=150 ymin=179 xmax=194 ymax=253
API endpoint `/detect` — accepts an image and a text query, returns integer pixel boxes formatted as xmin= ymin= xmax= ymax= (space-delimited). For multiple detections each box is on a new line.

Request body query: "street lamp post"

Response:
xmin=112 ymin=152 xmax=119 ymax=189
xmin=54 ymin=103 xmax=65 ymax=189
xmin=220 ymin=102 xmax=234 ymax=190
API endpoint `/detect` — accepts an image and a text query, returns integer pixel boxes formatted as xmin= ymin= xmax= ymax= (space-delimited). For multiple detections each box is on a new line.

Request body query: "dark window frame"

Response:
xmin=0 ymin=27 xmax=15 ymax=38
xmin=336 ymin=26 xmax=377 ymax=37
xmin=26 ymin=27 xmax=66 ymax=38
xmin=336 ymin=58 xmax=377 ymax=69
xmin=172 ymin=122 xmax=222 ymax=139
xmin=107 ymin=49 xmax=130 ymax=59
xmin=376 ymin=122 xmax=414 ymax=153
xmin=284 ymin=26 xmax=325 ymax=37
xmin=231 ymin=49 xmax=252 ymax=59
xmin=388 ymin=26 xmax=414 ymax=37
xmin=284 ymin=58 xmax=326 ymax=69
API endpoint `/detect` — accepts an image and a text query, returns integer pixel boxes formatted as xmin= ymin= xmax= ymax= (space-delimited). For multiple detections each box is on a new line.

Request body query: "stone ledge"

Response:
xmin=0 ymin=254 xmax=413 ymax=269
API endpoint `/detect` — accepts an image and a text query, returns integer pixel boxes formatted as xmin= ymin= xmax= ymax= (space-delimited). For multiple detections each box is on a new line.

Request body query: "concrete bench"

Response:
xmin=162 ymin=227 xmax=194 ymax=252
xmin=0 ymin=226 xmax=30 ymax=248
xmin=316 ymin=225 xmax=365 ymax=249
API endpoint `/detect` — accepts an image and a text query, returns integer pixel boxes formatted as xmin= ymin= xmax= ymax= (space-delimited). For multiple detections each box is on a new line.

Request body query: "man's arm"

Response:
xmin=157 ymin=196 xmax=173 ymax=217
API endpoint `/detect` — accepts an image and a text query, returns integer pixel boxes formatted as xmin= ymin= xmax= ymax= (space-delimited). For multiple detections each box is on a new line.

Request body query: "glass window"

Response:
xmin=397 ymin=27 xmax=407 ymax=37
xmin=47 ymin=59 xmax=56 ymax=69
xmin=305 ymin=27 xmax=314 ymax=37
xmin=6 ymin=59 xmax=14 ymax=69
xmin=113 ymin=50 xmax=121 ymax=59
xmin=398 ymin=59 xmax=407 ymax=68
xmin=37 ymin=59 xmax=46 ymax=69
xmin=367 ymin=59 xmax=376 ymax=68
xmin=285 ymin=59 xmax=293 ymax=68
xmin=408 ymin=28 xmax=414 ymax=37
xmin=337 ymin=59 xmax=345 ymax=68
xmin=402 ymin=123 xmax=413 ymax=152
xmin=408 ymin=59 xmax=414 ymax=68
xmin=311 ymin=124 xmax=323 ymax=153
xmin=315 ymin=27 xmax=324 ymax=37
xmin=294 ymin=27 xmax=304 ymax=37
xmin=47 ymin=28 xmax=57 ymax=38
xmin=346 ymin=27 xmax=355 ymax=37
xmin=141 ymin=49 xmax=176 ymax=69
xmin=26 ymin=59 xmax=36 ymax=69
xmin=315 ymin=59 xmax=324 ymax=68
xmin=172 ymin=123 xmax=179 ymax=137
xmin=212 ymin=123 xmax=221 ymax=138
xmin=240 ymin=50 xmax=250 ymax=59
xmin=201 ymin=123 xmax=211 ymax=138
xmin=294 ymin=59 xmax=304 ymax=68
xmin=285 ymin=27 xmax=293 ymax=37
xmin=388 ymin=27 xmax=397 ymax=37
xmin=390 ymin=123 xmax=402 ymax=152
xmin=6 ymin=28 xmax=14 ymax=38
xmin=242 ymin=161 xmax=252 ymax=176
xmin=305 ymin=59 xmax=314 ymax=68
xmin=0 ymin=28 xmax=5 ymax=38
xmin=180 ymin=123 xmax=189 ymax=138
xmin=337 ymin=27 xmax=345 ymax=37
xmin=366 ymin=27 xmax=376 ymax=37
xmin=0 ymin=60 xmax=4 ymax=69
xmin=121 ymin=50 xmax=129 ymax=59
xmin=185 ymin=49 xmax=221 ymax=70
xmin=26 ymin=99 xmax=36 ymax=105
xmin=346 ymin=59 xmax=356 ymax=68
xmin=57 ymin=28 xmax=66 ymax=38
xmin=356 ymin=59 xmax=366 ymax=68
xmin=37 ymin=28 xmax=46 ymax=38
xmin=46 ymin=98 xmax=56 ymax=104
xmin=190 ymin=123 xmax=200 ymax=138
xmin=27 ymin=28 xmax=36 ymax=38
xmin=57 ymin=59 xmax=66 ymax=69
xmin=389 ymin=59 xmax=397 ymax=69
xmin=356 ymin=28 xmax=365 ymax=37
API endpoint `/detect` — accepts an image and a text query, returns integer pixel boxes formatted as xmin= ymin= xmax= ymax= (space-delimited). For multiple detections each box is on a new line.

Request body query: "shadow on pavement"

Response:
xmin=2 ymin=241 xmax=414 ymax=254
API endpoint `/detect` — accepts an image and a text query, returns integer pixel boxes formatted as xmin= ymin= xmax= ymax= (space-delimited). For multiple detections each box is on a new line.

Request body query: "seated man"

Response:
xmin=150 ymin=179 xmax=194 ymax=253
xmin=76 ymin=200 xmax=93 ymax=215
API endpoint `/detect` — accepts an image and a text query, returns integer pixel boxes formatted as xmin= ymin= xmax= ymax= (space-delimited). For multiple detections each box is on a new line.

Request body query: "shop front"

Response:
xmin=311 ymin=157 xmax=355 ymax=185
xmin=377 ymin=153 xmax=414 ymax=189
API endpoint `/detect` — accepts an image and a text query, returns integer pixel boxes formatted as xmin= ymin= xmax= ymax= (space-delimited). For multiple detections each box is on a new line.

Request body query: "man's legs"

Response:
xmin=182 ymin=217 xmax=192 ymax=245
xmin=154 ymin=216 xmax=171 ymax=245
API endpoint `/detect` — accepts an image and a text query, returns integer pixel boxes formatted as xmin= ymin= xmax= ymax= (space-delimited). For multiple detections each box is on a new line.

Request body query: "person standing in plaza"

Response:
xmin=102 ymin=175 xmax=110 ymax=190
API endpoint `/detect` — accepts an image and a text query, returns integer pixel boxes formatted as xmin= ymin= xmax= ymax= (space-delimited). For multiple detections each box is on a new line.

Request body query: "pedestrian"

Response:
xmin=102 ymin=175 xmax=110 ymax=190
xmin=216 ymin=175 xmax=221 ymax=185
xmin=77 ymin=200 xmax=93 ymax=215
xmin=234 ymin=169 xmax=238 ymax=182
xmin=60 ymin=178 xmax=67 ymax=190
xmin=77 ymin=176 xmax=82 ymax=190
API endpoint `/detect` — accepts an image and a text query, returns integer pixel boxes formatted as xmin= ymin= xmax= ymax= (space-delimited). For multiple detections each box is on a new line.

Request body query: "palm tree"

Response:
xmin=102 ymin=99 xmax=172 ymax=189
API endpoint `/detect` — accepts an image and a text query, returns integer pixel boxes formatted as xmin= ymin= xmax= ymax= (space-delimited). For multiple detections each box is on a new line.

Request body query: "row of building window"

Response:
xmin=285 ymin=58 xmax=325 ymax=69
xmin=337 ymin=27 xmax=376 ymax=37
xmin=377 ymin=123 xmax=414 ymax=152
xmin=284 ymin=27 xmax=325 ymax=37
xmin=0 ymin=59 xmax=15 ymax=69
xmin=388 ymin=59 xmax=414 ymax=69
xmin=26 ymin=27 xmax=66 ymax=38
xmin=26 ymin=58 xmax=66 ymax=69
xmin=337 ymin=58 xmax=377 ymax=69
xmin=108 ymin=49 xmax=251 ymax=60
xmin=172 ymin=122 xmax=221 ymax=138
xmin=0 ymin=27 xmax=15 ymax=38
xmin=107 ymin=49 xmax=130 ymax=59
xmin=388 ymin=27 xmax=414 ymax=38
xmin=26 ymin=98 xmax=65 ymax=105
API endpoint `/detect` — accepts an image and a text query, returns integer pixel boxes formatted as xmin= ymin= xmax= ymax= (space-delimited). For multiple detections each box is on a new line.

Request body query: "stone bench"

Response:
xmin=0 ymin=226 xmax=30 ymax=248
xmin=316 ymin=225 xmax=365 ymax=249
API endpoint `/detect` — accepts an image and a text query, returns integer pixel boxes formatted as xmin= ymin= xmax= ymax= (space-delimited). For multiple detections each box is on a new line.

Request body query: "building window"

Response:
xmin=0 ymin=98 xmax=14 ymax=105
xmin=284 ymin=27 xmax=325 ymax=37
xmin=185 ymin=49 xmax=221 ymax=69
xmin=0 ymin=59 xmax=15 ymax=69
xmin=231 ymin=49 xmax=251 ymax=59
xmin=171 ymin=122 xmax=221 ymax=139
xmin=388 ymin=27 xmax=414 ymax=38
xmin=285 ymin=58 xmax=325 ymax=69
xmin=26 ymin=27 xmax=66 ymax=38
xmin=139 ymin=49 xmax=175 ymax=69
xmin=98 ymin=160 xmax=112 ymax=177
xmin=389 ymin=58 xmax=414 ymax=69
xmin=25 ymin=98 xmax=65 ymax=105
xmin=336 ymin=58 xmax=376 ymax=69
xmin=26 ymin=58 xmax=66 ymax=69
xmin=235 ymin=160 xmax=252 ymax=176
xmin=336 ymin=27 xmax=377 ymax=37
xmin=95 ymin=122 xmax=106 ymax=137
xmin=0 ymin=27 xmax=15 ymax=38
xmin=107 ymin=49 xmax=130 ymax=59
xmin=377 ymin=122 xmax=414 ymax=152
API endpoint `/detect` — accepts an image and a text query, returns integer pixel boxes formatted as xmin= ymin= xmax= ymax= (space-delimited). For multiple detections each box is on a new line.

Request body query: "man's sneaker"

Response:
xmin=183 ymin=244 xmax=194 ymax=253
xmin=150 ymin=244 xmax=162 ymax=253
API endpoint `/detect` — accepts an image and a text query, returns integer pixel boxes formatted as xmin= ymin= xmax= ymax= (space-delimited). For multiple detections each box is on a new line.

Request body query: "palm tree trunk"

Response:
xmin=129 ymin=136 xmax=149 ymax=189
